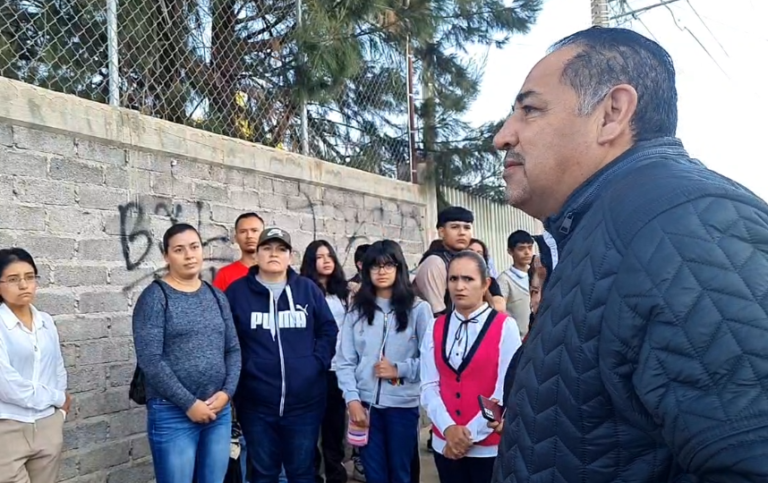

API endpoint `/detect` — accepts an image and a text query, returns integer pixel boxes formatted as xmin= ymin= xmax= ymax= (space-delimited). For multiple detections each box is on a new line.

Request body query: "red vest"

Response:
xmin=432 ymin=310 xmax=505 ymax=447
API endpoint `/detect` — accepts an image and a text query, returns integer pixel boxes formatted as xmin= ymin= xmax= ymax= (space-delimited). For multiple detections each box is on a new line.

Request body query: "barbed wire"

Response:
xmin=0 ymin=0 xmax=411 ymax=181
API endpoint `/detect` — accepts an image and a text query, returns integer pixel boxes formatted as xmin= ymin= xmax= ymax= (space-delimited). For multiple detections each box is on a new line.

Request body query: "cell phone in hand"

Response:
xmin=478 ymin=395 xmax=504 ymax=423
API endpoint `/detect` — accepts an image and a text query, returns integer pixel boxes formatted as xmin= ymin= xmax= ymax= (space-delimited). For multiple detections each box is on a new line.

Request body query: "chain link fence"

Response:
xmin=0 ymin=0 xmax=413 ymax=180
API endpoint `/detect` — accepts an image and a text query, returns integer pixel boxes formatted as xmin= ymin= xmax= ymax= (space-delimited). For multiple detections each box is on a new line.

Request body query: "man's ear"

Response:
xmin=597 ymin=84 xmax=638 ymax=144
xmin=438 ymin=227 xmax=446 ymax=239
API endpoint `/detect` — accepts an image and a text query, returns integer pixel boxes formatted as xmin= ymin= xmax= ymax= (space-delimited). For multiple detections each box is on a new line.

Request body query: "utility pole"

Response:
xmin=297 ymin=0 xmax=309 ymax=155
xmin=591 ymin=0 xmax=609 ymax=26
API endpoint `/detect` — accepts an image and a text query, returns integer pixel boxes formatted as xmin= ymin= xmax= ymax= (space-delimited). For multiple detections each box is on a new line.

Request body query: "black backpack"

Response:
xmin=129 ymin=280 xmax=225 ymax=405
xmin=416 ymin=248 xmax=454 ymax=316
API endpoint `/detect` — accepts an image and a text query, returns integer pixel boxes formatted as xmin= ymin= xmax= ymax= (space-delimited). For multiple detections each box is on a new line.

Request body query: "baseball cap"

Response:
xmin=258 ymin=226 xmax=292 ymax=250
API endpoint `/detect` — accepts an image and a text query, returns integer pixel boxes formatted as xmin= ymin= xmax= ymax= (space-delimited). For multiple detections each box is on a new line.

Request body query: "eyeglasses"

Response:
xmin=0 ymin=275 xmax=40 ymax=287
xmin=370 ymin=263 xmax=397 ymax=274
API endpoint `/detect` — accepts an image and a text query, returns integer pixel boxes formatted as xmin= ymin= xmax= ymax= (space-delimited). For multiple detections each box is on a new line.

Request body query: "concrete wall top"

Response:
xmin=0 ymin=77 xmax=424 ymax=206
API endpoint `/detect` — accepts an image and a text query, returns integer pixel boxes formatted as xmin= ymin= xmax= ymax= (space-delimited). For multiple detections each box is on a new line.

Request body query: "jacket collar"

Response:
xmin=543 ymin=137 xmax=689 ymax=251
xmin=246 ymin=265 xmax=299 ymax=294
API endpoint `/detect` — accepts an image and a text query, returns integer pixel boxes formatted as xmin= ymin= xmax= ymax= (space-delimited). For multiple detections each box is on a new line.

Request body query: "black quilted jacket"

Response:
xmin=493 ymin=137 xmax=768 ymax=483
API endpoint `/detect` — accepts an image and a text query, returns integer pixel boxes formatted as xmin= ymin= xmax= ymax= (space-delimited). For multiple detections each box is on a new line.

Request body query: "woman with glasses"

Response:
xmin=0 ymin=248 xmax=69 ymax=483
xmin=335 ymin=240 xmax=432 ymax=483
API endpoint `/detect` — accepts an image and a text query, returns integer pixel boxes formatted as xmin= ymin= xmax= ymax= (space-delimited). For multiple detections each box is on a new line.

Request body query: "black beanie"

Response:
xmin=437 ymin=206 xmax=474 ymax=228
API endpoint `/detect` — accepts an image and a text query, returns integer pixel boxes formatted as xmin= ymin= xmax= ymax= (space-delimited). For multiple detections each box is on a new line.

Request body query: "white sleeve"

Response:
xmin=0 ymin=335 xmax=65 ymax=411
xmin=420 ymin=319 xmax=456 ymax=434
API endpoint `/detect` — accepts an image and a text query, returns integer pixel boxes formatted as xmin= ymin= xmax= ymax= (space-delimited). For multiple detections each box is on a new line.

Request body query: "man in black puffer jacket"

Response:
xmin=491 ymin=26 xmax=768 ymax=482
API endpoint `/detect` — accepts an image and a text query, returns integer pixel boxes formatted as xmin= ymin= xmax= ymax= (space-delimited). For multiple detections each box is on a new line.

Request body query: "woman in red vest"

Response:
xmin=420 ymin=250 xmax=522 ymax=483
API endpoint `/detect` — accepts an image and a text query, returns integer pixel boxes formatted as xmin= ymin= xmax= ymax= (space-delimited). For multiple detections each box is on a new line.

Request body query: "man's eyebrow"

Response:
xmin=515 ymin=90 xmax=541 ymax=105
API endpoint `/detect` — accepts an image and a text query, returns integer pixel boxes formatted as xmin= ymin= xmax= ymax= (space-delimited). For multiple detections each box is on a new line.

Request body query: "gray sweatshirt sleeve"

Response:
xmin=395 ymin=301 xmax=433 ymax=381
xmin=335 ymin=311 xmax=361 ymax=404
xmin=216 ymin=291 xmax=242 ymax=398
xmin=132 ymin=284 xmax=197 ymax=411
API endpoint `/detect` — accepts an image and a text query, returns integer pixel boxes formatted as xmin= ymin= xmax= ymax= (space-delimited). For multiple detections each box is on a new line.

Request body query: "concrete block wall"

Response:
xmin=0 ymin=78 xmax=438 ymax=482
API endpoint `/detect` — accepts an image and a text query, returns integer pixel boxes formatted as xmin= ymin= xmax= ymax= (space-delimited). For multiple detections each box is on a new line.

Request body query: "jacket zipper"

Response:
xmin=374 ymin=312 xmax=390 ymax=406
xmin=274 ymin=293 xmax=287 ymax=416
xmin=556 ymin=147 xmax=670 ymax=236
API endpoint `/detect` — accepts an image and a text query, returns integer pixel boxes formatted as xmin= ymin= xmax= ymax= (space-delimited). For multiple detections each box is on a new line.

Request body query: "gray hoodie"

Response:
xmin=335 ymin=297 xmax=432 ymax=408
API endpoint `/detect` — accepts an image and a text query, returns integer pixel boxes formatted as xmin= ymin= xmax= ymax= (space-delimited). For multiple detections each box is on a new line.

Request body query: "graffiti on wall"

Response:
xmin=117 ymin=192 xmax=425 ymax=292
xmin=118 ymin=200 xmax=229 ymax=291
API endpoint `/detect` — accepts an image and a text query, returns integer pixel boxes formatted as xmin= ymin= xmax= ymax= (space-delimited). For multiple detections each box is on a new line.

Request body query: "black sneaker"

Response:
xmin=352 ymin=455 xmax=366 ymax=482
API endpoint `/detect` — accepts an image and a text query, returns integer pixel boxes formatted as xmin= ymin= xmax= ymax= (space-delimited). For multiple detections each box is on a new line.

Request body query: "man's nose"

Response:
xmin=493 ymin=116 xmax=519 ymax=151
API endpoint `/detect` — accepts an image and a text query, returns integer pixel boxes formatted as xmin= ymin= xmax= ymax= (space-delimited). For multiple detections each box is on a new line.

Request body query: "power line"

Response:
xmin=662 ymin=2 xmax=729 ymax=78
xmin=684 ymin=0 xmax=728 ymax=57
xmin=610 ymin=0 xmax=683 ymax=22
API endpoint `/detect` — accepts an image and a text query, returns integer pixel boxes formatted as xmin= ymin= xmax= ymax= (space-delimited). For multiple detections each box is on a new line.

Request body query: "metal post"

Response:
xmin=406 ymin=38 xmax=417 ymax=183
xmin=297 ymin=0 xmax=309 ymax=155
xmin=107 ymin=0 xmax=119 ymax=106
xmin=591 ymin=0 xmax=609 ymax=26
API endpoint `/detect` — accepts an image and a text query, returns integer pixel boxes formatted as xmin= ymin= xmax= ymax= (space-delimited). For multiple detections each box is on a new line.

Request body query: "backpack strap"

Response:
xmin=202 ymin=280 xmax=226 ymax=320
xmin=152 ymin=279 xmax=169 ymax=309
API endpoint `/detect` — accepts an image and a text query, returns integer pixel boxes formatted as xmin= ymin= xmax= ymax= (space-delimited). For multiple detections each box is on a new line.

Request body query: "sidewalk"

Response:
xmin=417 ymin=427 xmax=439 ymax=483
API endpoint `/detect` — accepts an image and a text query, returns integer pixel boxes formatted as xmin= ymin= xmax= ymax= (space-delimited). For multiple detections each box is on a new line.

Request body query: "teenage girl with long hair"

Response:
xmin=335 ymin=240 xmax=432 ymax=483
xmin=300 ymin=240 xmax=351 ymax=483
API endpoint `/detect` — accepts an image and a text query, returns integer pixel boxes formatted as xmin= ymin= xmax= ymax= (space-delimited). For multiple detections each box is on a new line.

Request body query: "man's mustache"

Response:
xmin=504 ymin=151 xmax=525 ymax=165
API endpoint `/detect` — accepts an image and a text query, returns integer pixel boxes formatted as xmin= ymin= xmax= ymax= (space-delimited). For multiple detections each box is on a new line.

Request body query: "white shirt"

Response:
xmin=326 ymin=294 xmax=347 ymax=371
xmin=0 ymin=303 xmax=67 ymax=423
xmin=420 ymin=303 xmax=521 ymax=458
xmin=503 ymin=265 xmax=530 ymax=294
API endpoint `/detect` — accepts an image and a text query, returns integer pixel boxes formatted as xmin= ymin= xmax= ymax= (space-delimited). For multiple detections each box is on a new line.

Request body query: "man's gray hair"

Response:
xmin=549 ymin=26 xmax=678 ymax=142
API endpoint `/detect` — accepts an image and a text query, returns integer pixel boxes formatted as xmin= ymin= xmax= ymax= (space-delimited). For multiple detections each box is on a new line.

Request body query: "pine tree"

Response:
xmin=0 ymin=0 xmax=542 ymax=199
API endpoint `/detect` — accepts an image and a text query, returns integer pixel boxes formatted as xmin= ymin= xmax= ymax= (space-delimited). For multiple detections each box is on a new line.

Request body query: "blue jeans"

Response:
xmin=147 ymin=398 xmax=232 ymax=483
xmin=240 ymin=437 xmax=286 ymax=483
xmin=359 ymin=406 xmax=419 ymax=483
xmin=238 ymin=406 xmax=322 ymax=483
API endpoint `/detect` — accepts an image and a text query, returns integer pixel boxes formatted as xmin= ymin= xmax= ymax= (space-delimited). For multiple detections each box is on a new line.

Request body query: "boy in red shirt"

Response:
xmin=214 ymin=212 xmax=265 ymax=291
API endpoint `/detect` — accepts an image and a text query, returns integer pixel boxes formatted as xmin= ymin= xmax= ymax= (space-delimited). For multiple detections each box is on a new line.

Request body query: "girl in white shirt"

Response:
xmin=0 ymin=248 xmax=69 ymax=483
xmin=299 ymin=240 xmax=351 ymax=483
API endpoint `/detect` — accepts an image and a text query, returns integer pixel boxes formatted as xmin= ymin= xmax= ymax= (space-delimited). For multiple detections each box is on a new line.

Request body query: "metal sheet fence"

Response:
xmin=442 ymin=186 xmax=543 ymax=272
xmin=0 ymin=0 xmax=411 ymax=180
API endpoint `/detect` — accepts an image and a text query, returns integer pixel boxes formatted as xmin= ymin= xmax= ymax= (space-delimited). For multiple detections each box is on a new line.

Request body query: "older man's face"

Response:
xmin=493 ymin=47 xmax=600 ymax=219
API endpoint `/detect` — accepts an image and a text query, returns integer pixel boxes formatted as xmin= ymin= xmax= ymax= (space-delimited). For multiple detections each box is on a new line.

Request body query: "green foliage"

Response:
xmin=0 ymin=0 xmax=541 ymax=196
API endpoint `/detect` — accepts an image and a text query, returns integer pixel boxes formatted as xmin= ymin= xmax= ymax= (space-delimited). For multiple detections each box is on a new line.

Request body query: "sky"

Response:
xmin=464 ymin=0 xmax=768 ymax=200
